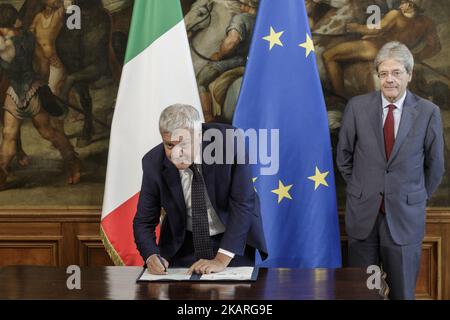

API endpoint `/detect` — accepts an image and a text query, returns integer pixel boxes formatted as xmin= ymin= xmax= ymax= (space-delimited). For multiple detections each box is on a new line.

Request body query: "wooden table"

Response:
xmin=0 ymin=266 xmax=388 ymax=300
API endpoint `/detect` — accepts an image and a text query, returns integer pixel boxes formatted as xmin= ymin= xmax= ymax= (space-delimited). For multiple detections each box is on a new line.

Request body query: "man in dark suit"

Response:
xmin=337 ymin=41 xmax=444 ymax=299
xmin=133 ymin=104 xmax=267 ymax=275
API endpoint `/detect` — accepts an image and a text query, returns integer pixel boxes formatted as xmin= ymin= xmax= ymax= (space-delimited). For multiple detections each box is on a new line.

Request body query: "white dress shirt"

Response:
xmin=381 ymin=91 xmax=406 ymax=138
xmin=178 ymin=164 xmax=234 ymax=259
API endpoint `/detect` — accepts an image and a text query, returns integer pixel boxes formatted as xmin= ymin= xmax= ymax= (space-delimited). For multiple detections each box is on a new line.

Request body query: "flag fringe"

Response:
xmin=100 ymin=225 xmax=125 ymax=266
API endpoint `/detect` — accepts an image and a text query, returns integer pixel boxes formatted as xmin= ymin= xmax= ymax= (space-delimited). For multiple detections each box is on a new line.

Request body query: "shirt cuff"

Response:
xmin=218 ymin=248 xmax=235 ymax=259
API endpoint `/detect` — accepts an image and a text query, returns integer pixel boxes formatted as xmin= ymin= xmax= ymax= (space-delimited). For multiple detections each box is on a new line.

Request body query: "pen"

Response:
xmin=156 ymin=254 xmax=167 ymax=272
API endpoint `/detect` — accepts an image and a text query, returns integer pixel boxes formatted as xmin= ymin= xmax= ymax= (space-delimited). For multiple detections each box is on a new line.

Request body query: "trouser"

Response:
xmin=347 ymin=212 xmax=422 ymax=300
xmin=170 ymin=231 xmax=255 ymax=267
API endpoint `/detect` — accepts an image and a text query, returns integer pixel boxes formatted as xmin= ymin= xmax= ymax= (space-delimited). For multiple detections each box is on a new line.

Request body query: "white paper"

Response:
xmin=138 ymin=267 xmax=255 ymax=281
xmin=200 ymin=267 xmax=255 ymax=281
xmin=138 ymin=268 xmax=191 ymax=281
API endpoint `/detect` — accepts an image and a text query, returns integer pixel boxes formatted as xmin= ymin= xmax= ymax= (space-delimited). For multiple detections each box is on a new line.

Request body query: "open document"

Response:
xmin=138 ymin=268 xmax=191 ymax=281
xmin=137 ymin=267 xmax=258 ymax=282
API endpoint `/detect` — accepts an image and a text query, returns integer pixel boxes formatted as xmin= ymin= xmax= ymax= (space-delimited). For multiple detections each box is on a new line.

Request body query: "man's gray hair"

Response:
xmin=374 ymin=41 xmax=414 ymax=74
xmin=159 ymin=103 xmax=201 ymax=134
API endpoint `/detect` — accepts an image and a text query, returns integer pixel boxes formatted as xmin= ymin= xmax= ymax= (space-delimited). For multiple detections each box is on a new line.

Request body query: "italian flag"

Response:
xmin=101 ymin=0 xmax=202 ymax=266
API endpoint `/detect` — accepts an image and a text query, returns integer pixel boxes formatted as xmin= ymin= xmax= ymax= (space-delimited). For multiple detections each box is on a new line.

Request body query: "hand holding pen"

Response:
xmin=146 ymin=254 xmax=168 ymax=275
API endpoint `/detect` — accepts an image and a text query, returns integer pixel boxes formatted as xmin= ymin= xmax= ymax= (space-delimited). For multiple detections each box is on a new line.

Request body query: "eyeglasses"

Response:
xmin=377 ymin=70 xmax=406 ymax=79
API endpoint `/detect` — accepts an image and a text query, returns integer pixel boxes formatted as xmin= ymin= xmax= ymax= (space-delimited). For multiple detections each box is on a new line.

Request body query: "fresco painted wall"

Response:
xmin=0 ymin=0 xmax=448 ymax=208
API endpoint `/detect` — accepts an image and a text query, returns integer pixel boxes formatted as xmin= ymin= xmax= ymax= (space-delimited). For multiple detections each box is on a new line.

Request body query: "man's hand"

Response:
xmin=146 ymin=254 xmax=169 ymax=275
xmin=187 ymin=252 xmax=232 ymax=275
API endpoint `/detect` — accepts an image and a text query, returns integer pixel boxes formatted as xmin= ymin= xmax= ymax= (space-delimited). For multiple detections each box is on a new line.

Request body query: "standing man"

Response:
xmin=336 ymin=41 xmax=444 ymax=299
xmin=133 ymin=104 xmax=267 ymax=275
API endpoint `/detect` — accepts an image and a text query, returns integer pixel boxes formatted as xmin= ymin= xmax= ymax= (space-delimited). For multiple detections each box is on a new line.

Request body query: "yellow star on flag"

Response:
xmin=271 ymin=180 xmax=293 ymax=204
xmin=252 ymin=177 xmax=258 ymax=192
xmin=299 ymin=33 xmax=315 ymax=57
xmin=263 ymin=26 xmax=284 ymax=50
xmin=308 ymin=166 xmax=329 ymax=190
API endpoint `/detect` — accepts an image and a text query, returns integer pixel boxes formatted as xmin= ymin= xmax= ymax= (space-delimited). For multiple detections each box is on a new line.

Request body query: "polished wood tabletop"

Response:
xmin=0 ymin=266 xmax=387 ymax=300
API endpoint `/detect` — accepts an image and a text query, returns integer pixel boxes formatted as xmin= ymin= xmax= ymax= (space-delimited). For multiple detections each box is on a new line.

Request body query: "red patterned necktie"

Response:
xmin=381 ymin=104 xmax=396 ymax=213
xmin=384 ymin=104 xmax=396 ymax=160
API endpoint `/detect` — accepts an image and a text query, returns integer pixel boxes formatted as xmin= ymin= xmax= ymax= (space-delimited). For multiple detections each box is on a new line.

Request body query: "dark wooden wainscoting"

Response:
xmin=0 ymin=208 xmax=449 ymax=299
xmin=0 ymin=210 xmax=112 ymax=267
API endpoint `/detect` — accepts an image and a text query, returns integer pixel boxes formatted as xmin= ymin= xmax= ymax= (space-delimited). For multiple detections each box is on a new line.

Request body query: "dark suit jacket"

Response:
xmin=133 ymin=122 xmax=267 ymax=262
xmin=337 ymin=90 xmax=445 ymax=245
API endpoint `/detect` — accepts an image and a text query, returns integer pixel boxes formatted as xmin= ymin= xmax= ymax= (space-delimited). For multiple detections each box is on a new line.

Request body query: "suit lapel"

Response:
xmin=162 ymin=156 xmax=187 ymax=222
xmin=387 ymin=91 xmax=419 ymax=167
xmin=201 ymin=163 xmax=216 ymax=209
xmin=367 ymin=92 xmax=385 ymax=158
xmin=201 ymin=134 xmax=217 ymax=210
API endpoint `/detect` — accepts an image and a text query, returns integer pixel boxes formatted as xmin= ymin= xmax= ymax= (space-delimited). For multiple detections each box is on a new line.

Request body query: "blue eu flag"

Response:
xmin=233 ymin=0 xmax=341 ymax=268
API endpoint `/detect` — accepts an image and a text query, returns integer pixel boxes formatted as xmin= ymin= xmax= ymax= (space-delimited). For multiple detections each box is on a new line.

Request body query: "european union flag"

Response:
xmin=233 ymin=0 xmax=341 ymax=268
